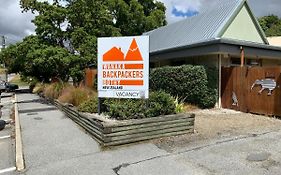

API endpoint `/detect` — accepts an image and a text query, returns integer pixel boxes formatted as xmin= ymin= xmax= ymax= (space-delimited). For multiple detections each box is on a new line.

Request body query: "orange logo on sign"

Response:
xmin=102 ymin=38 xmax=144 ymax=86
xmin=103 ymin=38 xmax=143 ymax=62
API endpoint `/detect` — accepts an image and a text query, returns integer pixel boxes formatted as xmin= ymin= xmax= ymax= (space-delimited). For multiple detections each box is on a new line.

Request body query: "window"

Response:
xmin=231 ymin=57 xmax=241 ymax=66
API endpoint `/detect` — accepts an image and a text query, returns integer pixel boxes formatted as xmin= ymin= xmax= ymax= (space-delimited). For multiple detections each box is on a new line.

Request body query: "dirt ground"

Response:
xmin=154 ymin=108 xmax=281 ymax=152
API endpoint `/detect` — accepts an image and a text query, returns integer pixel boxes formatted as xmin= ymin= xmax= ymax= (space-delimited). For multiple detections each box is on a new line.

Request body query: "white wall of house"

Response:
xmin=267 ymin=37 xmax=281 ymax=47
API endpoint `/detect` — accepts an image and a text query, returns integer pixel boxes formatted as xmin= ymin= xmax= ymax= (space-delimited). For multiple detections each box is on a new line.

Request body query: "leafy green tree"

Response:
xmin=258 ymin=15 xmax=281 ymax=37
xmin=0 ymin=35 xmax=46 ymax=74
xmin=21 ymin=0 xmax=67 ymax=47
xmin=25 ymin=46 xmax=72 ymax=82
xmin=0 ymin=44 xmax=17 ymax=72
xmin=66 ymin=0 xmax=121 ymax=68
xmin=15 ymin=0 xmax=166 ymax=83
xmin=107 ymin=0 xmax=166 ymax=36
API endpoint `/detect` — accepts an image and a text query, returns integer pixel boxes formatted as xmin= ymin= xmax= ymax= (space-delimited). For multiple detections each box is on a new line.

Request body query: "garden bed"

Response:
xmin=53 ymin=100 xmax=195 ymax=146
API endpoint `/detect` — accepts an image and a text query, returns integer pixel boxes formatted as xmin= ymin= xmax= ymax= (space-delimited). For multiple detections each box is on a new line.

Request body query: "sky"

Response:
xmin=0 ymin=0 xmax=281 ymax=46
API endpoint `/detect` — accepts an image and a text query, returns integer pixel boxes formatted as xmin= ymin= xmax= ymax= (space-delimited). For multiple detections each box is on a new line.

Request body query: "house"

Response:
xmin=144 ymin=0 xmax=281 ymax=109
xmin=103 ymin=47 xmax=124 ymax=61
xmin=268 ymin=36 xmax=281 ymax=47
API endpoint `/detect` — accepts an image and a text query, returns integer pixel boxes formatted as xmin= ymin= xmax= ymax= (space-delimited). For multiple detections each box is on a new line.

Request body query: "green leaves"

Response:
xmin=150 ymin=65 xmax=218 ymax=109
xmin=11 ymin=0 xmax=166 ymax=84
xmin=103 ymin=91 xmax=175 ymax=119
xmin=258 ymin=15 xmax=281 ymax=37
xmin=107 ymin=0 xmax=166 ymax=35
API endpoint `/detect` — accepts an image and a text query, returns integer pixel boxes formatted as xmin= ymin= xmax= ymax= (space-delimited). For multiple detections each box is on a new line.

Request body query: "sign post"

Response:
xmin=97 ymin=36 xmax=149 ymax=112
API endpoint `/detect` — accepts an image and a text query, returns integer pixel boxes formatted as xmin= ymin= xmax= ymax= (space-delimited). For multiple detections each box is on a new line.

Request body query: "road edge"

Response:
xmin=14 ymin=94 xmax=25 ymax=171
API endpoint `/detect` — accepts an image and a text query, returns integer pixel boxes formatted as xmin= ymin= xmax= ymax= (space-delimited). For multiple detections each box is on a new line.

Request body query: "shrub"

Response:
xmin=103 ymin=91 xmax=176 ymax=120
xmin=204 ymin=66 xmax=218 ymax=108
xmin=29 ymin=78 xmax=39 ymax=91
xmin=104 ymin=98 xmax=146 ymax=120
xmin=78 ymin=96 xmax=99 ymax=113
xmin=43 ymin=81 xmax=68 ymax=99
xmin=57 ymin=86 xmax=75 ymax=104
xmin=32 ymin=83 xmax=46 ymax=94
xmin=150 ymin=65 xmax=218 ymax=108
xmin=58 ymin=86 xmax=96 ymax=106
xmin=72 ymin=87 xmax=94 ymax=106
xmin=145 ymin=91 xmax=176 ymax=118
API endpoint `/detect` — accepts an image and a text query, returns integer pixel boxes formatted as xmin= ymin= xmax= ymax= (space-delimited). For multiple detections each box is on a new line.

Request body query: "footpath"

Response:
xmin=16 ymin=93 xmax=168 ymax=175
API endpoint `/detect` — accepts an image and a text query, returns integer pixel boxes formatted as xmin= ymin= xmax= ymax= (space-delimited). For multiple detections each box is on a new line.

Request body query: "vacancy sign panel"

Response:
xmin=98 ymin=36 xmax=149 ymax=99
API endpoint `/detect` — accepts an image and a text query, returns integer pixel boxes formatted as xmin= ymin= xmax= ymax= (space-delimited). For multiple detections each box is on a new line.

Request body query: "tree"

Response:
xmin=15 ymin=0 xmax=166 ymax=83
xmin=258 ymin=15 xmax=281 ymax=37
xmin=66 ymin=0 xmax=121 ymax=68
xmin=107 ymin=0 xmax=166 ymax=36
xmin=0 ymin=35 xmax=46 ymax=74
xmin=25 ymin=46 xmax=73 ymax=82
xmin=0 ymin=44 xmax=19 ymax=73
xmin=21 ymin=0 xmax=68 ymax=47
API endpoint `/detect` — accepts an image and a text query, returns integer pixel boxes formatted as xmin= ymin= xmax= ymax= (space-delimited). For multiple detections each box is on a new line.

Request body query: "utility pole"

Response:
xmin=1 ymin=35 xmax=7 ymax=82
xmin=1 ymin=35 xmax=5 ymax=49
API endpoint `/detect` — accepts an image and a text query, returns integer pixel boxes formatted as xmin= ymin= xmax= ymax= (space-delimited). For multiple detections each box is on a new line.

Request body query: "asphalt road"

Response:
xmin=0 ymin=92 xmax=16 ymax=174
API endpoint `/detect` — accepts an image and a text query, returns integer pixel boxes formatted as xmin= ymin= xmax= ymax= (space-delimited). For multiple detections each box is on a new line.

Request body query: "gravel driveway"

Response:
xmin=154 ymin=108 xmax=281 ymax=152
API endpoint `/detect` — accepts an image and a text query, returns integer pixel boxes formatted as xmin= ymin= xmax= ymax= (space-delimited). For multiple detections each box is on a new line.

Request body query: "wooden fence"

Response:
xmin=54 ymin=100 xmax=195 ymax=146
xmin=221 ymin=66 xmax=281 ymax=116
xmin=84 ymin=68 xmax=97 ymax=88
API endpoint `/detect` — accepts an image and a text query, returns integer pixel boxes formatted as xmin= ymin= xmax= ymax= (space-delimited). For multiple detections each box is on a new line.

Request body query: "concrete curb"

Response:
xmin=14 ymin=94 xmax=25 ymax=171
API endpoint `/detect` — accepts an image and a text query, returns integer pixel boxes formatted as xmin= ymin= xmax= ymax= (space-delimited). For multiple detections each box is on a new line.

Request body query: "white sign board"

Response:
xmin=98 ymin=36 xmax=149 ymax=99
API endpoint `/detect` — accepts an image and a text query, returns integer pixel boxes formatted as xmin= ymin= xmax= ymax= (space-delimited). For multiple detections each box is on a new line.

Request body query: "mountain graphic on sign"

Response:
xmin=125 ymin=39 xmax=143 ymax=61
xmin=103 ymin=38 xmax=143 ymax=62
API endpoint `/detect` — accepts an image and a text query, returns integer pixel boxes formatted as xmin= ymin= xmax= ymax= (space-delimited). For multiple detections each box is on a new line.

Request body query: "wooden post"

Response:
xmin=218 ymin=54 xmax=222 ymax=108
xmin=240 ymin=46 xmax=245 ymax=112
xmin=240 ymin=46 xmax=244 ymax=67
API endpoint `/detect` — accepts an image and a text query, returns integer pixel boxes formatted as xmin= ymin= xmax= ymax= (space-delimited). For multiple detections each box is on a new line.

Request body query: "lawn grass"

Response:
xmin=9 ymin=74 xmax=29 ymax=86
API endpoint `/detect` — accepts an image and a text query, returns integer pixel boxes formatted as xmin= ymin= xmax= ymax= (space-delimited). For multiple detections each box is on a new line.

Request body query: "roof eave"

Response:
xmin=150 ymin=38 xmax=281 ymax=61
xmin=150 ymin=38 xmax=221 ymax=56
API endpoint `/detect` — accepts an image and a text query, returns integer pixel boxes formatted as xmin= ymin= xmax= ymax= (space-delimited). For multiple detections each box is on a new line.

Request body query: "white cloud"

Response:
xmin=159 ymin=0 xmax=281 ymax=24
xmin=0 ymin=0 xmax=35 ymax=44
xmin=159 ymin=0 xmax=210 ymax=23
xmin=172 ymin=1 xmax=201 ymax=13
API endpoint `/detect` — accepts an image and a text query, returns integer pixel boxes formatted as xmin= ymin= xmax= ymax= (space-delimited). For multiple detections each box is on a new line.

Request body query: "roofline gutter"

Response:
xmin=150 ymin=38 xmax=222 ymax=56
xmin=149 ymin=38 xmax=281 ymax=61
xmin=150 ymin=38 xmax=281 ymax=56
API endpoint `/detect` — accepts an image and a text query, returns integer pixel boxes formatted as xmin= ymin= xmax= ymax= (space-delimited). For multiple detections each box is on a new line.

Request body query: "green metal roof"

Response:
xmin=144 ymin=0 xmax=268 ymax=54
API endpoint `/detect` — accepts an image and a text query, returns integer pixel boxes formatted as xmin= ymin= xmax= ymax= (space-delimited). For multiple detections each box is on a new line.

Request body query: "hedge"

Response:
xmin=150 ymin=65 xmax=218 ymax=108
xmin=103 ymin=91 xmax=176 ymax=120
